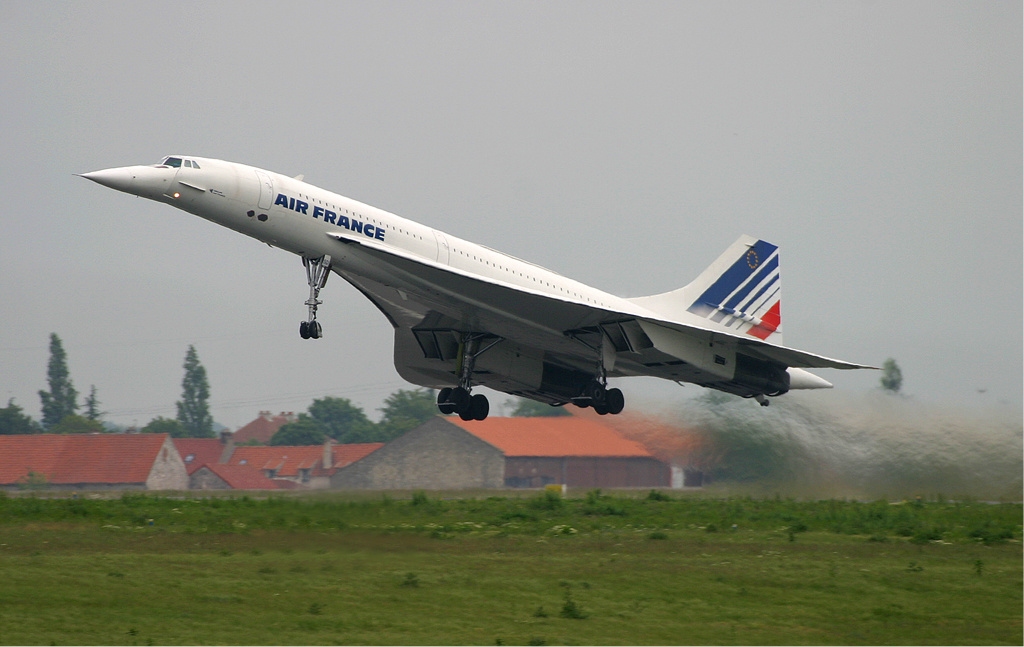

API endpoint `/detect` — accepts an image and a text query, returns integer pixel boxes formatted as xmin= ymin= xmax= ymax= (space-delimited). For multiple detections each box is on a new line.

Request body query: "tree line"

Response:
xmin=0 ymin=334 xmax=217 ymax=437
xmin=0 ymin=333 xmax=573 ymax=441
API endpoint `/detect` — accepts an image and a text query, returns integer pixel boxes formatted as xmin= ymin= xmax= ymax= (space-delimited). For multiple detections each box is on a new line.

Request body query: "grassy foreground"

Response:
xmin=0 ymin=491 xmax=1020 ymax=645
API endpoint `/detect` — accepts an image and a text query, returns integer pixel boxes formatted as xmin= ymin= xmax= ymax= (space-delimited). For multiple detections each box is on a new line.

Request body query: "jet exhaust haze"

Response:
xmin=601 ymin=391 xmax=1022 ymax=501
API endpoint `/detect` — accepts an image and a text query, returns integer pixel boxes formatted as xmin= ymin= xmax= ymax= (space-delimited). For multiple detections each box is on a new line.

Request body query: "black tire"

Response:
xmin=586 ymin=380 xmax=606 ymax=406
xmin=450 ymin=387 xmax=471 ymax=415
xmin=437 ymin=387 xmax=456 ymax=414
xmin=299 ymin=321 xmax=310 ymax=339
xmin=310 ymin=321 xmax=322 ymax=339
xmin=605 ymin=388 xmax=625 ymax=415
xmin=469 ymin=393 xmax=489 ymax=421
xmin=593 ymin=402 xmax=610 ymax=415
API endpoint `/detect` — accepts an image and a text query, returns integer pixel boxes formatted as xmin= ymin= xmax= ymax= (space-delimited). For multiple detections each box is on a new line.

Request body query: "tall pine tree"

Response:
xmin=39 ymin=333 xmax=78 ymax=430
xmin=176 ymin=345 xmax=214 ymax=438
xmin=84 ymin=385 xmax=104 ymax=421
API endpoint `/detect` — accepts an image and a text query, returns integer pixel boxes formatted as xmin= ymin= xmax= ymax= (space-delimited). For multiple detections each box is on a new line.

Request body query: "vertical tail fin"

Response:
xmin=629 ymin=235 xmax=784 ymax=343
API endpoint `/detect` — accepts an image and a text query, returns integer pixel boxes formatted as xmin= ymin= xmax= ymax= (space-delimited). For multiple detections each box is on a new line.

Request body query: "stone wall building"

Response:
xmin=330 ymin=417 xmax=506 ymax=490
xmin=330 ymin=416 xmax=669 ymax=490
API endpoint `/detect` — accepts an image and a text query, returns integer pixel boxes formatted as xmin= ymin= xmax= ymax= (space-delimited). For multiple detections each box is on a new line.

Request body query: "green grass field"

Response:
xmin=0 ymin=490 xmax=1020 ymax=645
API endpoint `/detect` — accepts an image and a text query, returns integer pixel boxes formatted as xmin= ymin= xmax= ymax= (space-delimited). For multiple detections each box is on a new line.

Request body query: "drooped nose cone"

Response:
xmin=78 ymin=167 xmax=138 ymax=193
xmin=78 ymin=164 xmax=173 ymax=199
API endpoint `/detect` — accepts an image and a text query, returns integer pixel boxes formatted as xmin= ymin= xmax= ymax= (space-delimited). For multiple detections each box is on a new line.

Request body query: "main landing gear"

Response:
xmin=299 ymin=255 xmax=331 ymax=340
xmin=436 ymin=333 xmax=501 ymax=421
xmin=572 ymin=380 xmax=625 ymax=415
xmin=567 ymin=330 xmax=625 ymax=416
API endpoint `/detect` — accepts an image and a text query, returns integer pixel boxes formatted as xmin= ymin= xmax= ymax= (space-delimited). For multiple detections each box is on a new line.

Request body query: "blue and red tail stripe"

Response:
xmin=685 ymin=239 xmax=783 ymax=340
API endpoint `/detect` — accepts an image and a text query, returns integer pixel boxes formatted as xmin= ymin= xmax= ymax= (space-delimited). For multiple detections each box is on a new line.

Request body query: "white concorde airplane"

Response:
xmin=80 ymin=156 xmax=873 ymax=421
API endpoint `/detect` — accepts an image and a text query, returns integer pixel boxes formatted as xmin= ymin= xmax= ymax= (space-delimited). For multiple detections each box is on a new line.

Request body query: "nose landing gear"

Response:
xmin=299 ymin=255 xmax=331 ymax=340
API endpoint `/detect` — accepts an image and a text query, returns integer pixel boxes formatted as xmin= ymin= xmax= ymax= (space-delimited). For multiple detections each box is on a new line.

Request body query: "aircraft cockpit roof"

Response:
xmin=157 ymin=156 xmax=200 ymax=169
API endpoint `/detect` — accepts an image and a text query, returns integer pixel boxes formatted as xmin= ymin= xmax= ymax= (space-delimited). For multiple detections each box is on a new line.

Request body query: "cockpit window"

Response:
xmin=184 ymin=160 xmax=192 ymax=168
xmin=162 ymin=157 xmax=182 ymax=168
xmin=191 ymin=161 xmax=200 ymax=169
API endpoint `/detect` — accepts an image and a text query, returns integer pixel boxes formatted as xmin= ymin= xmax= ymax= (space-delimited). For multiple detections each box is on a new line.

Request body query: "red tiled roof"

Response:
xmin=198 ymin=463 xmax=282 ymax=490
xmin=232 ymin=412 xmax=297 ymax=445
xmin=173 ymin=438 xmax=225 ymax=474
xmin=449 ymin=417 xmax=655 ymax=458
xmin=333 ymin=443 xmax=383 ymax=467
xmin=0 ymin=434 xmax=172 ymax=485
xmin=226 ymin=442 xmax=383 ymax=476
xmin=227 ymin=445 xmax=327 ymax=477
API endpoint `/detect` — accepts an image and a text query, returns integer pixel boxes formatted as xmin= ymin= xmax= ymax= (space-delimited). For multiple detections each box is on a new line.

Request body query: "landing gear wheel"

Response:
xmin=459 ymin=394 xmax=489 ymax=421
xmin=593 ymin=402 xmax=610 ymax=415
xmin=437 ymin=388 xmax=456 ymax=415
xmin=299 ymin=321 xmax=322 ymax=339
xmin=585 ymin=380 xmax=606 ymax=407
xmin=470 ymin=393 xmax=489 ymax=421
xmin=605 ymin=388 xmax=625 ymax=415
xmin=450 ymin=387 xmax=471 ymax=415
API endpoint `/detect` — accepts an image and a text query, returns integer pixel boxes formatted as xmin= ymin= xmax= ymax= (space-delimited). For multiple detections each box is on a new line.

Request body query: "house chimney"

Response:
xmin=323 ymin=438 xmax=335 ymax=470
xmin=219 ymin=432 xmax=236 ymax=464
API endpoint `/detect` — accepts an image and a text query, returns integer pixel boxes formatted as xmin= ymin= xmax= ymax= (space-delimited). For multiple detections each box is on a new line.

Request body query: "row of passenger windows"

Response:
xmin=449 ymin=247 xmax=605 ymax=305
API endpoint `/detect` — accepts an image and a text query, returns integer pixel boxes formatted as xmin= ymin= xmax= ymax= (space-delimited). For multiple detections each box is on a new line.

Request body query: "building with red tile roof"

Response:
xmin=189 ymin=463 xmax=284 ymax=490
xmin=331 ymin=417 xmax=669 ymax=490
xmin=231 ymin=411 xmax=298 ymax=445
xmin=226 ymin=441 xmax=382 ymax=488
xmin=449 ymin=416 xmax=655 ymax=458
xmin=0 ymin=434 xmax=188 ymax=491
xmin=173 ymin=437 xmax=229 ymax=475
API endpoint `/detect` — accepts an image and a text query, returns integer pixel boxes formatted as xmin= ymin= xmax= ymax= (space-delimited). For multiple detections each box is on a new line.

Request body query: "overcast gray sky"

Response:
xmin=1 ymin=1 xmax=1020 ymax=429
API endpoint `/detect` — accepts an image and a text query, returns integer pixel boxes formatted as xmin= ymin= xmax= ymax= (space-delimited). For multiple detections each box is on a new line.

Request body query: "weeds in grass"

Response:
xmin=974 ymin=559 xmax=984 ymax=576
xmin=559 ymin=585 xmax=588 ymax=620
xmin=308 ymin=602 xmax=323 ymax=615
xmin=527 ymin=638 xmax=547 ymax=645
xmin=649 ymin=531 xmax=668 ymax=540
xmin=532 ymin=606 xmax=548 ymax=618
xmin=402 ymin=572 xmax=419 ymax=587
xmin=531 ymin=490 xmax=563 ymax=511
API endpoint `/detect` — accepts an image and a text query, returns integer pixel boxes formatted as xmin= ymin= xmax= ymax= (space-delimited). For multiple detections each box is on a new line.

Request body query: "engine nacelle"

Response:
xmin=713 ymin=354 xmax=790 ymax=398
